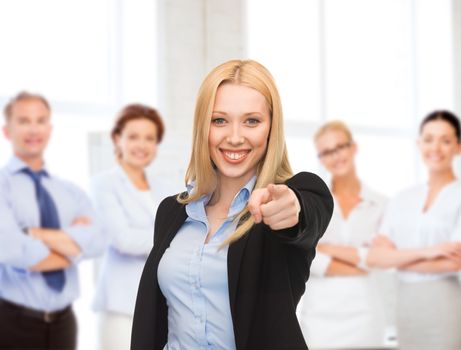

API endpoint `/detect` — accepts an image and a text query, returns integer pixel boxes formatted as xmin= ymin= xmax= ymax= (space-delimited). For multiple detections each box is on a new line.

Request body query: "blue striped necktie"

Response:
xmin=22 ymin=168 xmax=66 ymax=292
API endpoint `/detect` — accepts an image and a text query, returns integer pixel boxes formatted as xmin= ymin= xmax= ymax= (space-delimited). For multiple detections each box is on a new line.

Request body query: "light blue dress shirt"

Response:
xmin=157 ymin=176 xmax=256 ymax=350
xmin=0 ymin=156 xmax=104 ymax=312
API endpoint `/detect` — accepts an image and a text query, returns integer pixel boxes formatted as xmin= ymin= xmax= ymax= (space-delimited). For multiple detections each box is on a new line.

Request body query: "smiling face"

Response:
xmin=208 ymin=83 xmax=271 ymax=187
xmin=3 ymin=98 xmax=52 ymax=163
xmin=315 ymin=129 xmax=356 ymax=177
xmin=418 ymin=119 xmax=461 ymax=174
xmin=115 ymin=118 xmax=158 ymax=169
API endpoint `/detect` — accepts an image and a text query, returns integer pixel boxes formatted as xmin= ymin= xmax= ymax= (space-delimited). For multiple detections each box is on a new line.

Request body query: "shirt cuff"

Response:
xmin=357 ymin=247 xmax=370 ymax=271
xmin=63 ymin=225 xmax=90 ymax=257
xmin=64 ymin=224 xmax=103 ymax=260
xmin=67 ymin=253 xmax=84 ymax=265
xmin=311 ymin=252 xmax=332 ymax=276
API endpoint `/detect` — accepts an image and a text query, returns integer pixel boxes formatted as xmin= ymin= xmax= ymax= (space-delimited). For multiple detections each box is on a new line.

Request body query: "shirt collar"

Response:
xmin=359 ymin=183 xmax=382 ymax=205
xmin=115 ymin=163 xmax=143 ymax=184
xmin=6 ymin=155 xmax=50 ymax=176
xmin=186 ymin=175 xmax=257 ymax=222
xmin=328 ymin=180 xmax=381 ymax=206
xmin=228 ymin=175 xmax=256 ymax=217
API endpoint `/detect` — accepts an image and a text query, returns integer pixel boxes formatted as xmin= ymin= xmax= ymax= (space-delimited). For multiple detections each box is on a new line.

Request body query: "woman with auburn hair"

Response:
xmin=91 ymin=104 xmax=173 ymax=350
xmin=368 ymin=110 xmax=461 ymax=350
xmin=131 ymin=59 xmax=333 ymax=350
xmin=297 ymin=121 xmax=390 ymax=349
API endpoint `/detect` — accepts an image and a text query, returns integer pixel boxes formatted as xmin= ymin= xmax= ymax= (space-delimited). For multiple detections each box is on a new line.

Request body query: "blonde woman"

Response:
xmin=91 ymin=104 xmax=173 ymax=350
xmin=297 ymin=121 xmax=389 ymax=349
xmin=368 ymin=110 xmax=461 ymax=350
xmin=131 ymin=60 xmax=333 ymax=350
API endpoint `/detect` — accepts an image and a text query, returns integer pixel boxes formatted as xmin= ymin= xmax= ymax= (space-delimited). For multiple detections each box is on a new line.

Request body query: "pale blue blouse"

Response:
xmin=157 ymin=177 xmax=256 ymax=350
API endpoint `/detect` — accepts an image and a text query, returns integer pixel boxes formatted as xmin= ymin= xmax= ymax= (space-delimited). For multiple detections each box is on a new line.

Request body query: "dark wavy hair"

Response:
xmin=111 ymin=103 xmax=164 ymax=142
xmin=111 ymin=103 xmax=165 ymax=158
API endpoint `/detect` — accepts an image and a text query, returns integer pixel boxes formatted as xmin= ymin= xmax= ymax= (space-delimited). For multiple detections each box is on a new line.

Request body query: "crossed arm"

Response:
xmin=316 ymin=244 xmax=367 ymax=276
xmin=318 ymin=237 xmax=461 ymax=276
xmin=30 ymin=252 xmax=72 ymax=272
xmin=367 ymin=235 xmax=461 ymax=273
xmin=28 ymin=216 xmax=90 ymax=272
xmin=187 ymin=174 xmax=461 ymax=276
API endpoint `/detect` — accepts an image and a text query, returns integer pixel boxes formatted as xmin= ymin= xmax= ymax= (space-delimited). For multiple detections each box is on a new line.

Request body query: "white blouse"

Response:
xmin=137 ymin=189 xmax=157 ymax=213
xmin=91 ymin=166 xmax=174 ymax=315
xmin=310 ymin=184 xmax=387 ymax=276
xmin=298 ymin=184 xmax=389 ymax=348
xmin=379 ymin=180 xmax=461 ymax=283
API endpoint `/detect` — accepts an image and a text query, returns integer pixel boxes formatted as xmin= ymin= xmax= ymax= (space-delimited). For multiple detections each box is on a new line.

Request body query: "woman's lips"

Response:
xmin=221 ymin=149 xmax=250 ymax=164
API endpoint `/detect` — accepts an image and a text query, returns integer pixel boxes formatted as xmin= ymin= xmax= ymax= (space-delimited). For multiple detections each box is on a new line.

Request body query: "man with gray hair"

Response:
xmin=0 ymin=92 xmax=104 ymax=349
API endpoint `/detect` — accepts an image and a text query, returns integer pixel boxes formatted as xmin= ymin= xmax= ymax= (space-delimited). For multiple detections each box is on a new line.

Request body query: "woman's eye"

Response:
xmin=422 ymin=137 xmax=432 ymax=143
xmin=211 ymin=117 xmax=226 ymax=125
xmin=443 ymin=139 xmax=454 ymax=145
xmin=246 ymin=118 xmax=260 ymax=126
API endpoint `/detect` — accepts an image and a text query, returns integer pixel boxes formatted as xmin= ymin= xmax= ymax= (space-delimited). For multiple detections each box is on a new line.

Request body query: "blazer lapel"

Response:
xmin=133 ymin=199 xmax=187 ymax=350
xmin=227 ymin=230 xmax=250 ymax=311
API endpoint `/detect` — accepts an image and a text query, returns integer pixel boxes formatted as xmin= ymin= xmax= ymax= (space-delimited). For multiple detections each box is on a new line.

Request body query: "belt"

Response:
xmin=0 ymin=299 xmax=72 ymax=323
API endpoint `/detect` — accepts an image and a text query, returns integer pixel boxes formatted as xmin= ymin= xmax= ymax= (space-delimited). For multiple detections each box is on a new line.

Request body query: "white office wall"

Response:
xmin=247 ymin=0 xmax=457 ymax=194
xmin=0 ymin=0 xmax=159 ymax=186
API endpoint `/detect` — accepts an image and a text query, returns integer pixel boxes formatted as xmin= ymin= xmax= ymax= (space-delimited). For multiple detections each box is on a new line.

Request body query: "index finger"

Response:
xmin=248 ymin=188 xmax=271 ymax=223
xmin=267 ymin=183 xmax=289 ymax=200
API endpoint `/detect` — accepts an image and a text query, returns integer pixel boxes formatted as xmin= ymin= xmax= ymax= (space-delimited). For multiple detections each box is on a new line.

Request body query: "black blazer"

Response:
xmin=131 ymin=172 xmax=333 ymax=350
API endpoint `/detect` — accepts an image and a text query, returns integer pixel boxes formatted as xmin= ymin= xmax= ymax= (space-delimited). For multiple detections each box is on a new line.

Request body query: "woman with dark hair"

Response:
xmin=91 ymin=104 xmax=173 ymax=350
xmin=368 ymin=110 xmax=461 ymax=349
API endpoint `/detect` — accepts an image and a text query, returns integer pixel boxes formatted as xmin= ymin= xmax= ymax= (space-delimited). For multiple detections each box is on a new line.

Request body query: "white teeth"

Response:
xmin=224 ymin=151 xmax=247 ymax=160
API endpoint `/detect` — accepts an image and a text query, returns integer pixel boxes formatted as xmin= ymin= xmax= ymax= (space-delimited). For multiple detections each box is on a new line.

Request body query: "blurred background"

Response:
xmin=1 ymin=0 xmax=461 ymax=349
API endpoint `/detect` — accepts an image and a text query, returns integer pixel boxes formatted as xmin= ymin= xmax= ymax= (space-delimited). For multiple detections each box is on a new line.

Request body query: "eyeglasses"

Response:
xmin=317 ymin=141 xmax=352 ymax=159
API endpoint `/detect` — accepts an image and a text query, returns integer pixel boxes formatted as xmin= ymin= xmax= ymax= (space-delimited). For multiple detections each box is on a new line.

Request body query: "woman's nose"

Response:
xmin=226 ymin=126 xmax=244 ymax=145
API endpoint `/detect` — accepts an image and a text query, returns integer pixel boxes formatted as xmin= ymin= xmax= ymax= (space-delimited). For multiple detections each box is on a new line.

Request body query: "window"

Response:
xmin=247 ymin=0 xmax=455 ymax=195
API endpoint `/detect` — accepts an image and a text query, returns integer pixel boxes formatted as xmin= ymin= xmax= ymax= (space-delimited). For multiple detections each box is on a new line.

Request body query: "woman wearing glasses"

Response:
xmin=368 ymin=111 xmax=461 ymax=350
xmin=297 ymin=121 xmax=389 ymax=349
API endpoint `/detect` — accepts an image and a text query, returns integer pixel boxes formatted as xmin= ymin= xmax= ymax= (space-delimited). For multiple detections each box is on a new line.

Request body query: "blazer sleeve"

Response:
xmin=273 ymin=171 xmax=333 ymax=251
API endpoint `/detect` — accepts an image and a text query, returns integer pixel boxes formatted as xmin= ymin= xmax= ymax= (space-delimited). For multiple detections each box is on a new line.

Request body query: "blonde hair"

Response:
xmin=178 ymin=59 xmax=293 ymax=245
xmin=314 ymin=120 xmax=354 ymax=143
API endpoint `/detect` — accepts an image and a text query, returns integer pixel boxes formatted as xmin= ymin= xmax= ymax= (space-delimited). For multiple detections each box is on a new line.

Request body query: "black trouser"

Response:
xmin=0 ymin=299 xmax=77 ymax=350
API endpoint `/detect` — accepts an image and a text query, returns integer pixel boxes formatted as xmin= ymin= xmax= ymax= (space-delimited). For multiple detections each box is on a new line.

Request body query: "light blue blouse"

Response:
xmin=157 ymin=177 xmax=256 ymax=350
